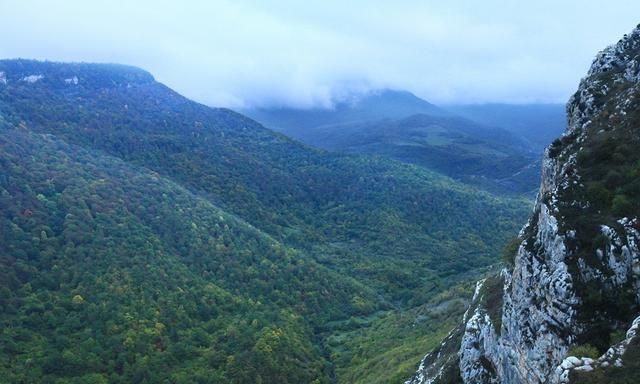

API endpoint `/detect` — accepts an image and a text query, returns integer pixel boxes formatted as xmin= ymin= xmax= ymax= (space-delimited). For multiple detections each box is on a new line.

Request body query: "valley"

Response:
xmin=0 ymin=60 xmax=529 ymax=383
xmin=2 ymin=5 xmax=636 ymax=382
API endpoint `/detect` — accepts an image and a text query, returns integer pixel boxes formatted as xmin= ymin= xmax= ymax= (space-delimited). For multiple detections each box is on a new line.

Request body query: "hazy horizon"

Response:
xmin=1 ymin=1 xmax=639 ymax=109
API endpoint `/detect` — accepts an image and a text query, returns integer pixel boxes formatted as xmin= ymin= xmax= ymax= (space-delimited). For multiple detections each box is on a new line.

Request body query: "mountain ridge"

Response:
xmin=445 ymin=103 xmax=566 ymax=151
xmin=0 ymin=58 xmax=529 ymax=383
xmin=243 ymin=89 xmax=560 ymax=195
xmin=407 ymin=23 xmax=640 ymax=384
xmin=245 ymin=89 xmax=449 ymax=131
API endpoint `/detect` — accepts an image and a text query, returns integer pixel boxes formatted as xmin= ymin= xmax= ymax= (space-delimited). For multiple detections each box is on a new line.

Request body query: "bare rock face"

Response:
xmin=408 ymin=24 xmax=640 ymax=384
xmin=459 ymin=300 xmax=500 ymax=383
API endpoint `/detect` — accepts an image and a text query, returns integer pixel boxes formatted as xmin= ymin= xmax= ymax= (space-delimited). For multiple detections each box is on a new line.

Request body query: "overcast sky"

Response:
xmin=1 ymin=1 xmax=639 ymax=108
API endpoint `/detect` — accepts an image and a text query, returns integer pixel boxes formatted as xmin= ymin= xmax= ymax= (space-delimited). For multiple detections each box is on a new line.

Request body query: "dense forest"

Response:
xmin=244 ymin=90 xmax=554 ymax=196
xmin=0 ymin=60 xmax=529 ymax=382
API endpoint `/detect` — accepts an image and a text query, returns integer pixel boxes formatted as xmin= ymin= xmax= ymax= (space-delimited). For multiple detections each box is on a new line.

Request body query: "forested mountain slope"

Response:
xmin=446 ymin=103 xmax=565 ymax=151
xmin=245 ymin=90 xmax=542 ymax=195
xmin=0 ymin=60 xmax=529 ymax=382
xmin=284 ymin=113 xmax=540 ymax=195
xmin=1 ymin=129 xmax=362 ymax=383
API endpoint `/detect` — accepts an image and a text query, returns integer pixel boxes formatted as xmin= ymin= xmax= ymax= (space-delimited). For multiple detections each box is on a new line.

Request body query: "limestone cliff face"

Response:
xmin=408 ymin=25 xmax=640 ymax=384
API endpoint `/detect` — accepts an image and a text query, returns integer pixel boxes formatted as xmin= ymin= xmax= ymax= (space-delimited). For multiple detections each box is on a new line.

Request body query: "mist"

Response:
xmin=1 ymin=0 xmax=639 ymax=108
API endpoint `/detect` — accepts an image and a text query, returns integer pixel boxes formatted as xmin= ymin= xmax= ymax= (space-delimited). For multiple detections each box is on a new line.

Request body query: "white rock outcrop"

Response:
xmin=21 ymin=74 xmax=44 ymax=83
xmin=64 ymin=76 xmax=79 ymax=85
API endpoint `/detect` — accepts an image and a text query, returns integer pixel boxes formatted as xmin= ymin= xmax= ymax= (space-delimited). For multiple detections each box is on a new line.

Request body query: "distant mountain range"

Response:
xmin=446 ymin=103 xmax=566 ymax=150
xmin=245 ymin=90 xmax=448 ymax=131
xmin=244 ymin=90 xmax=565 ymax=195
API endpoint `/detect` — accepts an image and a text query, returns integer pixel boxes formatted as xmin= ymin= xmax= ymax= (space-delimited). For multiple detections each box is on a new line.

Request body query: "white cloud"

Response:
xmin=0 ymin=0 xmax=638 ymax=108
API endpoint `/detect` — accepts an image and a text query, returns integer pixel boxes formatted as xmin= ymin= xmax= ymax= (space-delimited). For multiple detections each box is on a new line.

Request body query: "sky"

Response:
xmin=1 ymin=1 xmax=639 ymax=109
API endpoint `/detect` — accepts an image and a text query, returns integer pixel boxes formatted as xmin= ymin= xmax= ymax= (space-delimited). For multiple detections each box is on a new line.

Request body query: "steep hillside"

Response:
xmin=0 ymin=60 xmax=529 ymax=382
xmin=290 ymin=113 xmax=539 ymax=195
xmin=245 ymin=91 xmax=541 ymax=195
xmin=0 ymin=61 xmax=529 ymax=299
xmin=0 ymin=129 xmax=369 ymax=383
xmin=408 ymin=24 xmax=640 ymax=384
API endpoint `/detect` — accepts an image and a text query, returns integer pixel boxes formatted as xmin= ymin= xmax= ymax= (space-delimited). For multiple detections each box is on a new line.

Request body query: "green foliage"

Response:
xmin=567 ymin=344 xmax=600 ymax=359
xmin=0 ymin=60 xmax=530 ymax=302
xmin=247 ymin=103 xmax=543 ymax=195
xmin=612 ymin=194 xmax=633 ymax=216
xmin=0 ymin=60 xmax=530 ymax=382
xmin=501 ymin=236 xmax=521 ymax=266
xmin=586 ymin=183 xmax=613 ymax=210
xmin=569 ymin=119 xmax=640 ymax=223
xmin=480 ymin=274 xmax=505 ymax=334
xmin=326 ymin=283 xmax=474 ymax=384
xmin=610 ymin=329 xmax=628 ymax=345
xmin=0 ymin=131 xmax=338 ymax=382
xmin=549 ymin=138 xmax=563 ymax=158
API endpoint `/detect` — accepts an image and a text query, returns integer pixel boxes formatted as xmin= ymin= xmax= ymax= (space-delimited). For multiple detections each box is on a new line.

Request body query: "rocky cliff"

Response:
xmin=408 ymin=24 xmax=640 ymax=384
